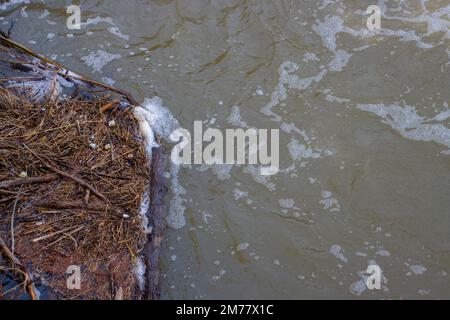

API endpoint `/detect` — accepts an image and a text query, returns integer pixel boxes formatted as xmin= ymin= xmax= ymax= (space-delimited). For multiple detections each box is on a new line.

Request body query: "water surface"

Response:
xmin=2 ymin=0 xmax=449 ymax=299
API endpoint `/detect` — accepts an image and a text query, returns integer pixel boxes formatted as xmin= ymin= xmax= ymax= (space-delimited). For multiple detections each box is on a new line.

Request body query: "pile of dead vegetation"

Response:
xmin=0 ymin=88 xmax=149 ymax=299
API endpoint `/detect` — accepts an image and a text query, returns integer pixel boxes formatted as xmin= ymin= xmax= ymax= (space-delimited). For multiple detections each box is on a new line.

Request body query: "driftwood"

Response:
xmin=144 ymin=145 xmax=168 ymax=300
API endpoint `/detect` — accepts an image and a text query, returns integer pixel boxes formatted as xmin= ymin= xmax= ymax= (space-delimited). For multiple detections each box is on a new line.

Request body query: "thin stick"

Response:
xmin=0 ymin=235 xmax=22 ymax=266
xmin=0 ymin=35 xmax=139 ymax=106
xmin=27 ymin=282 xmax=38 ymax=300
xmin=23 ymin=144 xmax=107 ymax=202
xmin=0 ymin=189 xmax=20 ymax=195
xmin=44 ymin=227 xmax=82 ymax=250
xmin=100 ymin=99 xmax=120 ymax=113
xmin=90 ymin=148 xmax=137 ymax=171
xmin=0 ymin=196 xmax=17 ymax=204
xmin=47 ymin=165 xmax=107 ymax=202
xmin=34 ymin=200 xmax=124 ymax=217
xmin=0 ymin=237 xmax=36 ymax=298
xmin=10 ymin=188 xmax=21 ymax=254
xmin=0 ymin=174 xmax=59 ymax=189
xmin=32 ymin=226 xmax=83 ymax=243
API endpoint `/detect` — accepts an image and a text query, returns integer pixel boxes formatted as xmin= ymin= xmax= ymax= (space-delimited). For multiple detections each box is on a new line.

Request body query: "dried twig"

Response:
xmin=44 ymin=229 xmax=80 ymax=250
xmin=115 ymin=287 xmax=123 ymax=300
xmin=0 ymin=235 xmax=22 ymax=266
xmin=0 ymin=174 xmax=59 ymax=189
xmin=0 ymin=235 xmax=37 ymax=300
xmin=0 ymin=35 xmax=138 ymax=106
xmin=46 ymin=165 xmax=107 ymax=202
xmin=32 ymin=226 xmax=83 ymax=243
xmin=22 ymin=144 xmax=107 ymax=202
xmin=35 ymin=200 xmax=124 ymax=217
xmin=10 ymin=188 xmax=21 ymax=254
xmin=100 ymin=99 xmax=120 ymax=113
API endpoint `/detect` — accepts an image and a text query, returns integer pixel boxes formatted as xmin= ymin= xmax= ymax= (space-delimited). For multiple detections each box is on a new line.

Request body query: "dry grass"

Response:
xmin=0 ymin=89 xmax=149 ymax=299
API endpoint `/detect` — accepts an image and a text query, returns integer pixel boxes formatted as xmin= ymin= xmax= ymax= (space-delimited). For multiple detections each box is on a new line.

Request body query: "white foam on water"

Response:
xmin=376 ymin=249 xmax=391 ymax=257
xmin=357 ymin=103 xmax=450 ymax=153
xmin=83 ymin=16 xmax=115 ymax=27
xmin=141 ymin=97 xmax=180 ymax=139
xmin=212 ymin=269 xmax=226 ymax=281
xmin=227 ymin=106 xmax=248 ymax=127
xmin=81 ymin=16 xmax=130 ymax=41
xmin=287 ymin=137 xmax=321 ymax=162
xmin=134 ymin=256 xmax=146 ymax=292
xmin=318 ymin=0 xmax=334 ymax=11
xmin=255 ymin=89 xmax=264 ymax=96
xmin=233 ymin=188 xmax=248 ymax=200
xmin=38 ymin=9 xmax=49 ymax=20
xmin=328 ymin=49 xmax=352 ymax=72
xmin=312 ymin=15 xmax=344 ymax=52
xmin=261 ymin=61 xmax=326 ymax=122
xmin=243 ymin=165 xmax=276 ymax=191
xmin=349 ymin=278 xmax=367 ymax=296
xmin=139 ymin=97 xmax=187 ymax=230
xmin=258 ymin=61 xmax=334 ymax=176
xmin=236 ymin=243 xmax=250 ymax=251
xmin=132 ymin=97 xmax=187 ymax=289
xmin=303 ymin=52 xmax=320 ymax=63
xmin=138 ymin=191 xmax=151 ymax=235
xmin=279 ymin=199 xmax=295 ymax=209
xmin=259 ymin=61 xmax=336 ymax=175
xmin=81 ymin=50 xmax=121 ymax=73
xmin=313 ymin=4 xmax=450 ymax=54
xmin=280 ymin=122 xmax=311 ymax=142
xmin=323 ymin=89 xmax=350 ymax=104
xmin=132 ymin=105 xmax=159 ymax=292
xmin=197 ymin=163 xmax=234 ymax=180
xmin=107 ymin=26 xmax=130 ymax=41
xmin=381 ymin=3 xmax=450 ymax=40
xmin=19 ymin=5 xmax=27 ymax=17
xmin=409 ymin=265 xmax=427 ymax=275
xmin=319 ymin=190 xmax=340 ymax=212
xmin=0 ymin=0 xmax=29 ymax=11
xmin=101 ymin=76 xmax=116 ymax=86
xmin=329 ymin=244 xmax=348 ymax=263
xmin=350 ymin=260 xmax=389 ymax=296
xmin=279 ymin=124 xmax=334 ymax=175
xmin=356 ymin=252 xmax=368 ymax=257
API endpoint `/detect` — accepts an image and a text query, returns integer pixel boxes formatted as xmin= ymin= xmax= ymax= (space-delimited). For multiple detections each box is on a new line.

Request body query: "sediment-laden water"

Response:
xmin=1 ymin=0 xmax=449 ymax=299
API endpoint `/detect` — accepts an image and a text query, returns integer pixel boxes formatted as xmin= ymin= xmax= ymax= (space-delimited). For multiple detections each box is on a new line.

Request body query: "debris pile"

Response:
xmin=0 ymin=35 xmax=164 ymax=300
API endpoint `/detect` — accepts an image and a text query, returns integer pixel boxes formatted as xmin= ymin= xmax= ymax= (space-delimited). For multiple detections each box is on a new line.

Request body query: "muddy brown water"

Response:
xmin=1 ymin=0 xmax=449 ymax=299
